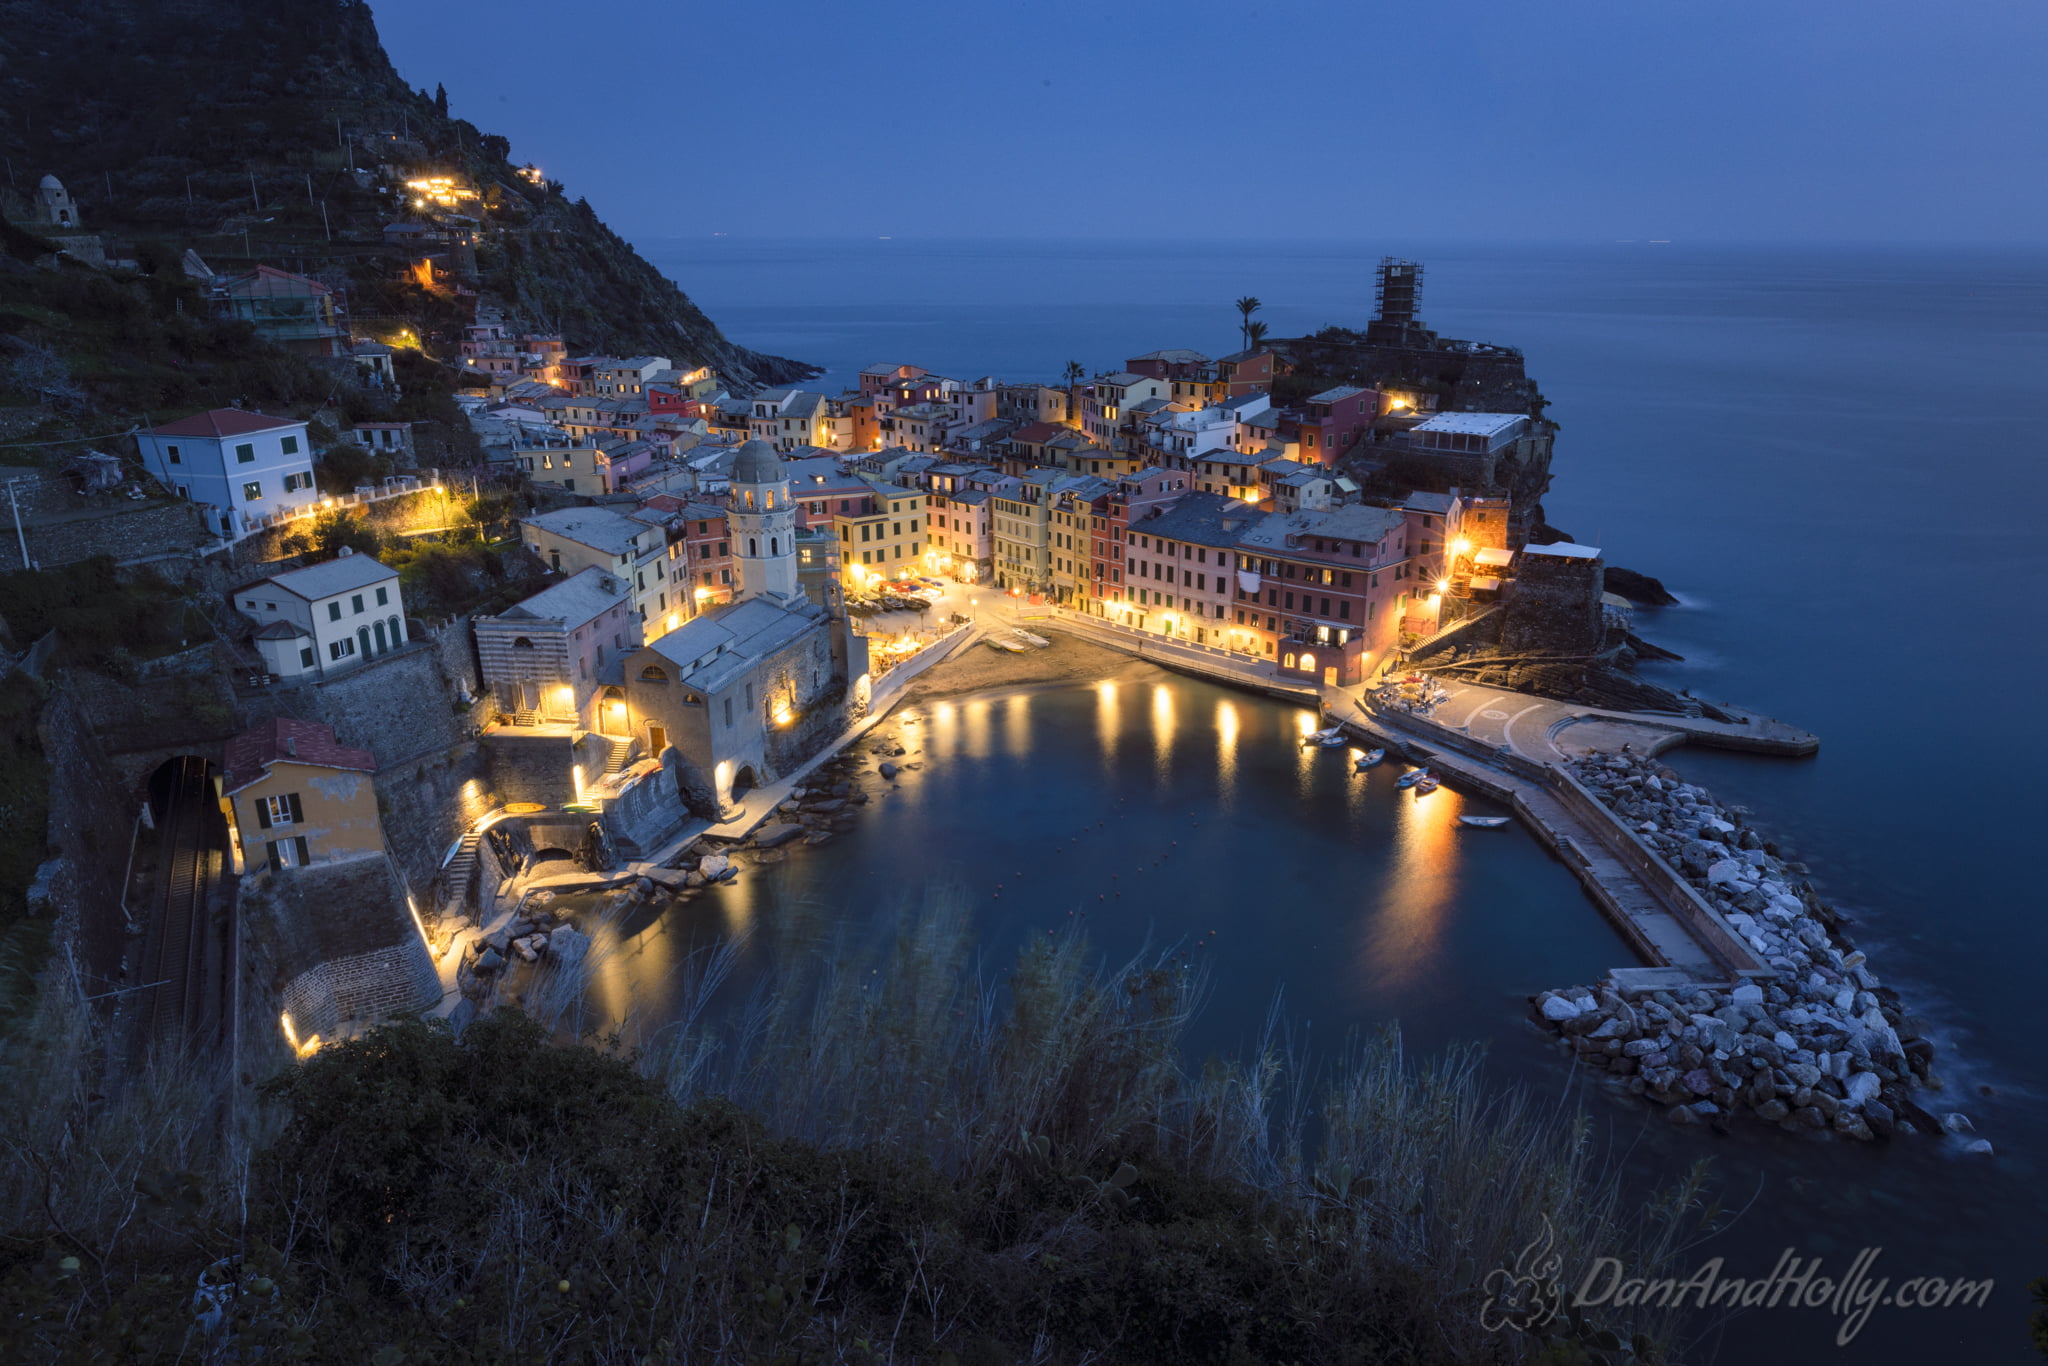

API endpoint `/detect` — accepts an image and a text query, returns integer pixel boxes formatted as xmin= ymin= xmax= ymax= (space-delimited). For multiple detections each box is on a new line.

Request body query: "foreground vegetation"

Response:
xmin=0 ymin=914 xmax=1709 ymax=1364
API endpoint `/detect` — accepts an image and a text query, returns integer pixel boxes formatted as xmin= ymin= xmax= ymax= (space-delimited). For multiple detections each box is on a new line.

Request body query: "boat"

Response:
xmin=1315 ymin=732 xmax=1349 ymax=748
xmin=1458 ymin=815 xmax=1511 ymax=828
xmin=1013 ymin=628 xmax=1051 ymax=648
xmin=984 ymin=636 xmax=1025 ymax=653
xmin=1413 ymin=776 xmax=1440 ymax=794
xmin=1354 ymin=749 xmax=1386 ymax=769
xmin=1303 ymin=726 xmax=1345 ymax=747
xmin=1394 ymin=768 xmax=1429 ymax=789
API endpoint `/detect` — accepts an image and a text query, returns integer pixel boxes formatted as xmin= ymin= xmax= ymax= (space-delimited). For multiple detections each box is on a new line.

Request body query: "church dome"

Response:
xmin=730 ymin=438 xmax=782 ymax=485
xmin=38 ymin=174 xmax=63 ymax=190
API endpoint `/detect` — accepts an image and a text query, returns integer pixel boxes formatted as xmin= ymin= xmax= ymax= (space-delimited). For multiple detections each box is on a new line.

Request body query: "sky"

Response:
xmin=372 ymin=0 xmax=2047 ymax=244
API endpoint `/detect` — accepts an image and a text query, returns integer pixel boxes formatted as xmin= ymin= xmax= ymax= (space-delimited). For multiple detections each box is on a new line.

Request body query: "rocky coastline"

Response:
xmin=1532 ymin=751 xmax=1980 ymax=1147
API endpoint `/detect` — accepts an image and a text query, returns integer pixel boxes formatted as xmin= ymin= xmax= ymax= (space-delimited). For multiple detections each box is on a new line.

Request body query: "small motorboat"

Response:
xmin=984 ymin=636 xmax=1025 ymax=653
xmin=1395 ymin=768 xmax=1429 ymax=789
xmin=1458 ymin=815 xmax=1511 ymax=829
xmin=1013 ymin=628 xmax=1051 ymax=648
xmin=1304 ymin=725 xmax=1345 ymax=747
xmin=1354 ymin=749 xmax=1386 ymax=769
xmin=1413 ymin=776 xmax=1440 ymax=794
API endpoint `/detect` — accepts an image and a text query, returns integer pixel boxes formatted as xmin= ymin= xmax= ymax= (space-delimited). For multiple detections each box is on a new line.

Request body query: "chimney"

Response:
xmin=338 ymin=545 xmax=354 ymax=557
xmin=284 ymin=734 xmax=298 ymax=757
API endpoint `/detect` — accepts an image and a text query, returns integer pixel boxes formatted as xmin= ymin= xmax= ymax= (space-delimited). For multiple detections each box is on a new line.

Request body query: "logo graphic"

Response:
xmin=1480 ymin=1215 xmax=1566 ymax=1333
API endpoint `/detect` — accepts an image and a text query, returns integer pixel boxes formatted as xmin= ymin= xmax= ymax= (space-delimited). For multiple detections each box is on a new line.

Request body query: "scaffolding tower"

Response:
xmin=1374 ymin=257 xmax=1423 ymax=325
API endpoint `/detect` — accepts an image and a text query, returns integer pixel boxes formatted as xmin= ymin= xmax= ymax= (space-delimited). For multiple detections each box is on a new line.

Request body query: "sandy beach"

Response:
xmin=891 ymin=625 xmax=1157 ymax=708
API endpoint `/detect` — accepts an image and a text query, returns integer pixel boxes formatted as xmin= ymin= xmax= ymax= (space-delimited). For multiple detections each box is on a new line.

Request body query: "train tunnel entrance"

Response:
xmin=133 ymin=756 xmax=231 ymax=1053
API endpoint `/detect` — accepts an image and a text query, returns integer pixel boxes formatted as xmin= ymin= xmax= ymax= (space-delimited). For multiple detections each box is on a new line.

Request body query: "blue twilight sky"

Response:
xmin=372 ymin=0 xmax=2046 ymax=244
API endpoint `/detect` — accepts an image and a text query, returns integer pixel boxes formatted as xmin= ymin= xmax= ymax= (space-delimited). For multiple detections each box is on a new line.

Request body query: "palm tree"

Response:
xmin=1234 ymin=296 xmax=1263 ymax=349
xmin=1244 ymin=319 xmax=1271 ymax=349
xmin=1062 ymin=360 xmax=1086 ymax=430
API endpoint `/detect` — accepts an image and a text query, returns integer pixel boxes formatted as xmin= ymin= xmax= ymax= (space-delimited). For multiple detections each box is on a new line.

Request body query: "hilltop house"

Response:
xmin=214 ymin=265 xmax=348 ymax=358
xmin=136 ymin=409 xmax=318 ymax=539
xmin=234 ymin=548 xmax=407 ymax=679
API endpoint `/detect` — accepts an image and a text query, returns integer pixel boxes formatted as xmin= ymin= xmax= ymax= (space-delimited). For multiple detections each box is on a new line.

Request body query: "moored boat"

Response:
xmin=1395 ymin=768 xmax=1429 ymax=789
xmin=1354 ymin=748 xmax=1386 ymax=769
xmin=1413 ymin=776 xmax=1440 ymax=794
xmin=1458 ymin=815 xmax=1511 ymax=828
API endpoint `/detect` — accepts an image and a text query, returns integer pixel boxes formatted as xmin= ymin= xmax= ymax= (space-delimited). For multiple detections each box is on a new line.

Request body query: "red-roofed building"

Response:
xmin=222 ymin=719 xmax=383 ymax=874
xmin=136 ymin=409 xmax=318 ymax=538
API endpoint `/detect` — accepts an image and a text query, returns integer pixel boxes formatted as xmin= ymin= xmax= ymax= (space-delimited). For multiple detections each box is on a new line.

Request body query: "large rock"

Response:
xmin=698 ymin=853 xmax=732 ymax=879
xmin=754 ymin=823 xmax=804 ymax=849
xmin=1539 ymin=995 xmax=1583 ymax=1022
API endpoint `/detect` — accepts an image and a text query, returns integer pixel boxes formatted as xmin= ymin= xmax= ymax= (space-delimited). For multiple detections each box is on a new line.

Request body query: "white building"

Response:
xmin=234 ymin=548 xmax=406 ymax=679
xmin=136 ymin=409 xmax=318 ymax=538
xmin=520 ymin=505 xmax=675 ymax=630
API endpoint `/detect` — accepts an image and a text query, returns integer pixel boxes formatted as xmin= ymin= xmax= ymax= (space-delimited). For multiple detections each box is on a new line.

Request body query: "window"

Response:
xmin=256 ymin=792 xmax=303 ymax=827
xmin=351 ymin=594 xmax=364 ymax=615
xmin=235 ymin=443 xmax=255 ymax=464
xmin=242 ymin=481 xmax=263 ymax=501
xmin=723 ymin=697 xmax=733 ymax=726
xmin=298 ymin=646 xmax=315 ymax=668
xmin=166 ymin=445 xmax=181 ymax=465
xmin=328 ymin=601 xmax=342 ymax=621
xmin=281 ymin=435 xmax=300 ymax=455
xmin=375 ymin=586 xmax=389 ymax=606
xmin=328 ymin=638 xmax=355 ymax=661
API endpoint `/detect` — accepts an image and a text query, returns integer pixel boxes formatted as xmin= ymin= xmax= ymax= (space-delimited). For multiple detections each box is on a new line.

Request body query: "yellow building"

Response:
xmin=222 ymin=718 xmax=384 ymax=874
xmin=837 ymin=479 xmax=927 ymax=589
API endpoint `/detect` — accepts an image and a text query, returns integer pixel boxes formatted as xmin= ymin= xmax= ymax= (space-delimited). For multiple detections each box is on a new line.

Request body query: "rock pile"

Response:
xmin=1535 ymin=751 xmax=1952 ymax=1143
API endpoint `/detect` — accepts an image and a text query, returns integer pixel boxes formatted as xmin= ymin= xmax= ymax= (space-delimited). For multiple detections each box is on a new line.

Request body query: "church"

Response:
xmin=621 ymin=440 xmax=865 ymax=819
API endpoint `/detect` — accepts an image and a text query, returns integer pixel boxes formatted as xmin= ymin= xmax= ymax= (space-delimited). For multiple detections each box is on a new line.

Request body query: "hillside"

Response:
xmin=0 ymin=0 xmax=813 ymax=391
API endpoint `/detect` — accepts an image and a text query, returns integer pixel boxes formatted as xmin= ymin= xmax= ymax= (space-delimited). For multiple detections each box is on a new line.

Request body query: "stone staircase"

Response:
xmin=602 ymin=735 xmax=634 ymax=775
xmin=443 ymin=830 xmax=482 ymax=914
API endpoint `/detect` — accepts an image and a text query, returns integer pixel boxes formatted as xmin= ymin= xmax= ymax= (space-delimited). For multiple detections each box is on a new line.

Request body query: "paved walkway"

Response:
xmin=1419 ymin=678 xmax=1818 ymax=761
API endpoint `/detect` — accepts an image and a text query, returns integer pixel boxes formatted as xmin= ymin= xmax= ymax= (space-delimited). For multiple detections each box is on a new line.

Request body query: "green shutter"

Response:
xmin=286 ymin=792 xmax=303 ymax=823
xmin=254 ymin=799 xmax=271 ymax=829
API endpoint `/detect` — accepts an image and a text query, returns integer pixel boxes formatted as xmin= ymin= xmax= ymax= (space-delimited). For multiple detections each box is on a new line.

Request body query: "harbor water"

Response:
xmin=632 ymin=237 xmax=2048 ymax=1362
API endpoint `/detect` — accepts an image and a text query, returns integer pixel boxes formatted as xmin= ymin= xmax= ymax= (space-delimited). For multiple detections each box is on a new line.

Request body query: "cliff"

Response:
xmin=0 ymin=0 xmax=814 ymax=390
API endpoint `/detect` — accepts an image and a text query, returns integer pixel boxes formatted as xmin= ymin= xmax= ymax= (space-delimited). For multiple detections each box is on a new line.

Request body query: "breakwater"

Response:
xmin=1534 ymin=751 xmax=1957 ymax=1145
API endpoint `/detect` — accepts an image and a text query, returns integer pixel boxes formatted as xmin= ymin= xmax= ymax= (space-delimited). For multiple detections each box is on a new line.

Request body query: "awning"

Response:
xmin=1474 ymin=546 xmax=1514 ymax=568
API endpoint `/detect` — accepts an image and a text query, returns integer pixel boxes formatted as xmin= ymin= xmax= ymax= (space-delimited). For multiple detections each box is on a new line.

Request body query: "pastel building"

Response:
xmin=222 ymin=718 xmax=383 ymax=874
xmin=474 ymin=567 xmax=639 ymax=731
xmin=136 ymin=409 xmax=318 ymax=538
xmin=234 ymin=548 xmax=407 ymax=679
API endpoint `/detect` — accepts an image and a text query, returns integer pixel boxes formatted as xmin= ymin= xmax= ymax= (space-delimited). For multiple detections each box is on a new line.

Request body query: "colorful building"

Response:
xmin=222 ymin=718 xmax=383 ymax=874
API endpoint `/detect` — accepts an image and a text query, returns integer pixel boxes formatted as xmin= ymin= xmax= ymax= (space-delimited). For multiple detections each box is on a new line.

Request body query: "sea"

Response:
xmin=635 ymin=237 xmax=2048 ymax=1363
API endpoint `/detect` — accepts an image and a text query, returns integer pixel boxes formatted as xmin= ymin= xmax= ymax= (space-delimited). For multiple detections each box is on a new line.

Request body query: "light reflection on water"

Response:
xmin=561 ymin=670 xmax=1619 ymax=1071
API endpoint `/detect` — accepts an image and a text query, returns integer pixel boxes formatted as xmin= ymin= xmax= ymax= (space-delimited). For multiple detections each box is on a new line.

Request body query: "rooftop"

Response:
xmin=148 ymin=408 xmax=303 ymax=439
xmin=1134 ymin=491 xmax=1261 ymax=549
xmin=1307 ymin=385 xmax=1370 ymax=404
xmin=644 ymin=596 xmax=824 ymax=694
xmin=493 ymin=566 xmax=629 ymax=629
xmin=224 ymin=717 xmax=375 ymax=794
xmin=1236 ymin=503 xmax=1407 ymax=551
xmin=1402 ymin=490 xmax=1456 ymax=514
xmin=1525 ymin=541 xmax=1602 ymax=560
xmin=254 ymin=549 xmax=397 ymax=602
xmin=522 ymin=506 xmax=648 ymax=556
xmin=1129 ymin=348 xmax=1210 ymax=364
xmin=1409 ymin=412 xmax=1527 ymax=438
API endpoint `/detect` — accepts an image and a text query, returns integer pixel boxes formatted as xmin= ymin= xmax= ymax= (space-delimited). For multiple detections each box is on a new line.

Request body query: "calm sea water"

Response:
xmin=640 ymin=238 xmax=2048 ymax=1363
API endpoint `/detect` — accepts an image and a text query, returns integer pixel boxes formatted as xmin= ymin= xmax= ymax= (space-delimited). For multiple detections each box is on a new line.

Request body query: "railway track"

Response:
xmin=136 ymin=757 xmax=227 ymax=1050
